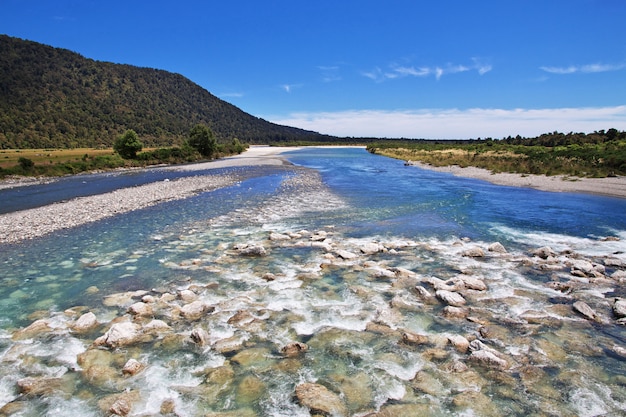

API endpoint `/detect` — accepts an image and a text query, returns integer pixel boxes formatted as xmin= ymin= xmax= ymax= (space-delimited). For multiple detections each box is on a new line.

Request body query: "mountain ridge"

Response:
xmin=0 ymin=34 xmax=332 ymax=149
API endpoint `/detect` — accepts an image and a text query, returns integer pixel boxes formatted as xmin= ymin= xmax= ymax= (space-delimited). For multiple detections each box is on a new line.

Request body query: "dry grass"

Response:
xmin=0 ymin=148 xmax=159 ymax=169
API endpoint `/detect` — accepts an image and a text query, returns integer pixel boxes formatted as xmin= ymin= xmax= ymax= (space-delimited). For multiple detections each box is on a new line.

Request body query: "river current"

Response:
xmin=0 ymin=147 xmax=625 ymax=416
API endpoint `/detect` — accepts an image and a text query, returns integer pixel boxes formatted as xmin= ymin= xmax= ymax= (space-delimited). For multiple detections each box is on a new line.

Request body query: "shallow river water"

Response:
xmin=1 ymin=147 xmax=625 ymax=416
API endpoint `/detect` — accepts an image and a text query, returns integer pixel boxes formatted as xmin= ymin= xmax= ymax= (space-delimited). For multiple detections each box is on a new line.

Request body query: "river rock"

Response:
xmin=442 ymin=306 xmax=469 ymax=319
xmin=488 ymin=242 xmax=507 ymax=253
xmin=310 ymin=230 xmax=328 ymax=241
xmin=460 ymin=276 xmax=487 ymax=291
xmin=280 ymin=341 xmax=308 ymax=357
xmin=71 ymin=311 xmax=98 ymax=333
xmin=469 ymin=349 xmax=508 ymax=370
xmin=360 ymin=242 xmax=384 ymax=255
xmin=295 ymin=382 xmax=347 ymax=416
xmin=401 ymin=331 xmax=430 ymax=345
xmin=97 ymin=390 xmax=140 ymax=416
xmin=127 ymin=301 xmax=153 ymax=317
xmin=448 ymin=334 xmax=470 ymax=353
xmin=373 ymin=403 xmax=436 ymax=417
xmin=143 ymin=319 xmax=172 ymax=334
xmin=570 ymin=259 xmax=594 ymax=276
xmin=573 ymin=300 xmax=597 ymax=321
xmin=414 ymin=285 xmax=437 ymax=303
xmin=12 ymin=319 xmax=52 ymax=340
xmin=269 ymin=231 xmax=291 ymax=241
xmin=436 ymin=290 xmax=466 ymax=307
xmin=180 ymin=300 xmax=214 ymax=321
xmin=613 ymin=298 xmax=626 ymax=318
xmin=122 ymin=358 xmax=145 ymax=376
xmin=231 ymin=347 xmax=271 ymax=367
xmin=236 ymin=374 xmax=266 ymax=403
xmin=612 ymin=270 xmax=626 ymax=281
xmin=190 ymin=327 xmax=210 ymax=346
xmin=236 ymin=244 xmax=267 ymax=257
xmin=179 ymin=289 xmax=198 ymax=302
xmin=532 ymin=246 xmax=556 ymax=259
xmin=94 ymin=321 xmax=144 ymax=348
xmin=17 ymin=376 xmax=71 ymax=396
xmin=336 ymin=249 xmax=358 ymax=260
xmin=462 ymin=247 xmax=485 ymax=258
xmin=213 ymin=336 xmax=245 ymax=354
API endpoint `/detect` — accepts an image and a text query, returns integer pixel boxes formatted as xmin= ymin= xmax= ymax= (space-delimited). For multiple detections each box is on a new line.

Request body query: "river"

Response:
xmin=0 ymin=147 xmax=625 ymax=416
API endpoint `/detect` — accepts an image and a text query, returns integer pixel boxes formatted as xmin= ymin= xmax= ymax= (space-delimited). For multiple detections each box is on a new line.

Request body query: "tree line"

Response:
xmin=0 ymin=35 xmax=332 ymax=150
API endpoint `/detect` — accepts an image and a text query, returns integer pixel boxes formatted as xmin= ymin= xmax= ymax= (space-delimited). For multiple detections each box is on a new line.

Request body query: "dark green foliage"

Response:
xmin=113 ymin=130 xmax=143 ymax=159
xmin=367 ymin=130 xmax=626 ymax=177
xmin=0 ymin=35 xmax=332 ymax=149
xmin=187 ymin=124 xmax=217 ymax=158
xmin=17 ymin=157 xmax=34 ymax=170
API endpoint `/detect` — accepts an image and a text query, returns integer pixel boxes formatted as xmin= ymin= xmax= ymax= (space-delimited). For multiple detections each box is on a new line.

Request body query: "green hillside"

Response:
xmin=0 ymin=35 xmax=331 ymax=149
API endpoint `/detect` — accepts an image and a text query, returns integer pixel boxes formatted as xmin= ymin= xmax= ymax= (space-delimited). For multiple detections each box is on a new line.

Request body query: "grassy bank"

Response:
xmin=368 ymin=138 xmax=626 ymax=178
xmin=0 ymin=144 xmax=247 ymax=179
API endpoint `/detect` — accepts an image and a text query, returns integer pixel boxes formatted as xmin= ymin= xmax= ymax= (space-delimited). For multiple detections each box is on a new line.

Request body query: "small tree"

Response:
xmin=188 ymin=124 xmax=217 ymax=158
xmin=114 ymin=129 xmax=143 ymax=159
xmin=18 ymin=157 xmax=34 ymax=171
xmin=232 ymin=137 xmax=245 ymax=154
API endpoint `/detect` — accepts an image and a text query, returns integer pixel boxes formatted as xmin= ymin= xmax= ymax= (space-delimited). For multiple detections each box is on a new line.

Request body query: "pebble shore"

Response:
xmin=0 ymin=174 xmax=239 ymax=244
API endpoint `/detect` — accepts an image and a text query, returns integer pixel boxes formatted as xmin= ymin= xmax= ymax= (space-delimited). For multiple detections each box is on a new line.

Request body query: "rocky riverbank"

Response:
xmin=0 ymin=173 xmax=241 ymax=244
xmin=406 ymin=161 xmax=626 ymax=199
xmin=1 ymin=222 xmax=625 ymax=415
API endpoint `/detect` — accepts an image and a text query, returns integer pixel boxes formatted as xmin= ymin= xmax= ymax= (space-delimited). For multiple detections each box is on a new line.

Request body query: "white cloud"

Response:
xmin=366 ymin=58 xmax=491 ymax=82
xmin=281 ymin=83 xmax=303 ymax=93
xmin=541 ymin=62 xmax=626 ymax=74
xmin=318 ymin=65 xmax=341 ymax=82
xmin=268 ymin=106 xmax=626 ymax=139
xmin=219 ymin=92 xmax=244 ymax=98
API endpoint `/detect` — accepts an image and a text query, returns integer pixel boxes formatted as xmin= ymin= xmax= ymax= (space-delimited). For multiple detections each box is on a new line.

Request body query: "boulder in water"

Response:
xmin=122 ymin=358 xmax=145 ymax=376
xmin=295 ymin=382 xmax=347 ymax=416
xmin=573 ymin=301 xmax=598 ymax=321
xmin=613 ymin=298 xmax=626 ymax=319
xmin=71 ymin=312 xmax=98 ymax=333
xmin=436 ymin=290 xmax=466 ymax=307
xmin=488 ymin=242 xmax=507 ymax=253
xmin=94 ymin=321 xmax=144 ymax=348
xmin=280 ymin=342 xmax=308 ymax=357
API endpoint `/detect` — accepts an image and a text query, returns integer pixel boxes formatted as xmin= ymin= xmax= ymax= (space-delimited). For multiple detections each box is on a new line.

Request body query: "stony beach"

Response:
xmin=406 ymin=160 xmax=626 ymax=199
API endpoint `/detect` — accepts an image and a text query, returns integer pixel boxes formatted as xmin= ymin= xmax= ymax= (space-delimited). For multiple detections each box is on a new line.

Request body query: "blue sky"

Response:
xmin=2 ymin=0 xmax=625 ymax=138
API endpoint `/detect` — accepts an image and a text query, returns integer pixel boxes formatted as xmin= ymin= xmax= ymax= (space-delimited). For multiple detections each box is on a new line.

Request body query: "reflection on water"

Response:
xmin=0 ymin=148 xmax=625 ymax=416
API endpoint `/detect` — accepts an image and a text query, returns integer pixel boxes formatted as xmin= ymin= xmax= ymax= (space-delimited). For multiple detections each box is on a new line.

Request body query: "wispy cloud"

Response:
xmin=219 ymin=92 xmax=244 ymax=98
xmin=318 ymin=65 xmax=341 ymax=82
xmin=364 ymin=58 xmax=491 ymax=82
xmin=267 ymin=106 xmax=626 ymax=139
xmin=281 ymin=83 xmax=303 ymax=93
xmin=540 ymin=62 xmax=626 ymax=74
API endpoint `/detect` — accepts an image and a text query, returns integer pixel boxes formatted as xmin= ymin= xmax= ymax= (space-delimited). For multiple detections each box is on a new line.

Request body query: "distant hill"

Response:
xmin=0 ymin=35 xmax=332 ymax=149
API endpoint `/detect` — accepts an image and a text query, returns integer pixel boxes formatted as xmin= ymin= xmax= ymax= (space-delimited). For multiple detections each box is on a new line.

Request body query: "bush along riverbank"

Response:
xmin=367 ymin=129 xmax=626 ymax=178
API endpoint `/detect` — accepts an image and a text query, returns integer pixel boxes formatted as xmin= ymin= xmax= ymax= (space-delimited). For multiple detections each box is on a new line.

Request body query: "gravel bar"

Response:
xmin=0 ymin=174 xmax=239 ymax=244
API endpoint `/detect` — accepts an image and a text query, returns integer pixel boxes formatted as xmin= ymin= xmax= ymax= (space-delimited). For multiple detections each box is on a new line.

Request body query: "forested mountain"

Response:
xmin=0 ymin=35 xmax=331 ymax=149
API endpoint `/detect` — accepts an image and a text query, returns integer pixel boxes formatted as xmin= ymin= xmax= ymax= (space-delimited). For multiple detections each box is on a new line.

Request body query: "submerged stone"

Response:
xmin=280 ymin=341 xmax=308 ymax=357
xmin=295 ymin=382 xmax=347 ymax=416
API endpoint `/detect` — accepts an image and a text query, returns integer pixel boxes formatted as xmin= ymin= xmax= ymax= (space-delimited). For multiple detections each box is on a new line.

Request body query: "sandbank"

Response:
xmin=407 ymin=161 xmax=626 ymax=199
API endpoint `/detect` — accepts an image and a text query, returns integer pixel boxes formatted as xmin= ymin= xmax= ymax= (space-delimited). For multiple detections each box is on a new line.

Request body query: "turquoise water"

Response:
xmin=1 ymin=148 xmax=625 ymax=416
